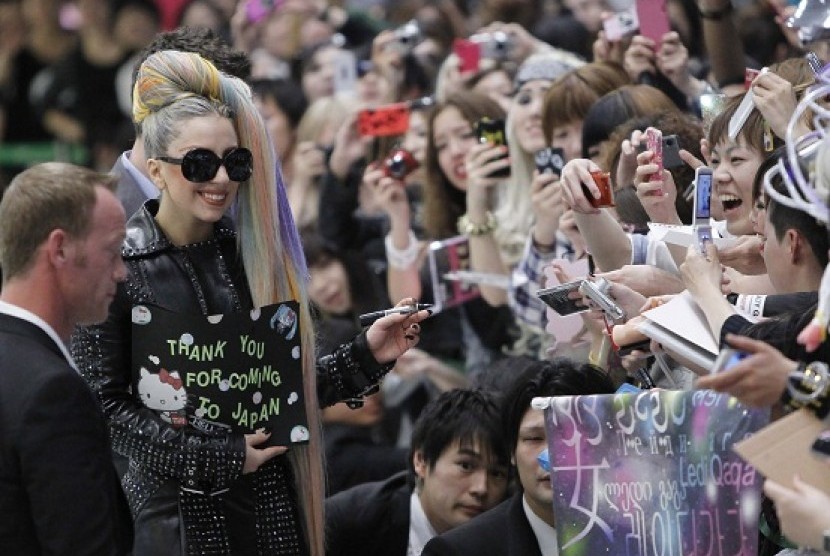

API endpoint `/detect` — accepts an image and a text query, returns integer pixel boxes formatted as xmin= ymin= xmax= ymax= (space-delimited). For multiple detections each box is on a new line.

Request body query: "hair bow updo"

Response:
xmin=132 ymin=50 xmax=224 ymax=125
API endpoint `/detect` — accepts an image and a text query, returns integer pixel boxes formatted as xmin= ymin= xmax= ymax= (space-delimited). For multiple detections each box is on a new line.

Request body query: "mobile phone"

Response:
xmin=811 ymin=430 xmax=830 ymax=460
xmin=662 ymin=134 xmax=683 ymax=169
xmin=357 ymin=103 xmax=410 ymax=137
xmin=635 ymin=0 xmax=670 ymax=42
xmin=711 ymin=348 xmax=750 ymax=374
xmin=582 ymin=170 xmax=614 ymax=208
xmin=645 ymin=127 xmax=663 ymax=183
xmin=474 ymin=118 xmax=510 ymax=178
xmin=453 ymin=38 xmax=481 ymax=74
xmin=579 ymin=278 xmax=625 ymax=323
xmin=637 ymin=134 xmax=681 ymax=169
xmin=536 ymin=280 xmax=585 ymax=316
xmin=603 ymin=10 xmax=639 ymax=41
xmin=534 ymin=147 xmax=565 ymax=177
xmin=693 ymin=166 xmax=713 ymax=223
xmin=383 ymin=148 xmax=419 ymax=180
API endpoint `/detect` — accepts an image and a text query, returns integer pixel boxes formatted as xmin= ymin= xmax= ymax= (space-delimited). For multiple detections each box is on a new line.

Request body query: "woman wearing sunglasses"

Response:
xmin=72 ymin=50 xmax=427 ymax=556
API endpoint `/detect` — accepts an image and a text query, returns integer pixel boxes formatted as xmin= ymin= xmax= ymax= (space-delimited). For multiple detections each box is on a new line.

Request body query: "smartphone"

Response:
xmin=711 ymin=348 xmax=750 ymax=374
xmin=534 ymin=147 xmax=565 ymax=177
xmin=579 ymin=278 xmax=625 ymax=323
xmin=693 ymin=166 xmax=713 ymax=223
xmin=646 ymin=127 xmax=663 ymax=183
xmin=453 ymin=38 xmax=481 ymax=74
xmin=582 ymin=170 xmax=614 ymax=208
xmin=357 ymin=103 xmax=410 ymax=137
xmin=603 ymin=10 xmax=639 ymax=41
xmin=536 ymin=280 xmax=585 ymax=316
xmin=383 ymin=148 xmax=419 ymax=180
xmin=474 ymin=118 xmax=510 ymax=178
xmin=811 ymin=430 xmax=830 ymax=460
xmin=635 ymin=0 xmax=670 ymax=42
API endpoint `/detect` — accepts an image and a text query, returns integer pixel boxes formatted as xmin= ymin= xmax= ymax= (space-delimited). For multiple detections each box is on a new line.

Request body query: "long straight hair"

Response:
xmin=135 ymin=50 xmax=323 ymax=553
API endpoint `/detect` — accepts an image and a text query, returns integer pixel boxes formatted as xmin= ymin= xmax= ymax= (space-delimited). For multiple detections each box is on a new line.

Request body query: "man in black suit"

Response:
xmin=423 ymin=360 xmax=615 ymax=555
xmin=0 ymin=162 xmax=132 ymax=555
xmin=325 ymin=388 xmax=511 ymax=555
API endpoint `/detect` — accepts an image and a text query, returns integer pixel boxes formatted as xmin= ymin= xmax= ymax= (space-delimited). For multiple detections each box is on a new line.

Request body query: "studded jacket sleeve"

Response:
xmin=316 ymin=330 xmax=395 ymax=408
xmin=72 ymin=288 xmax=246 ymax=497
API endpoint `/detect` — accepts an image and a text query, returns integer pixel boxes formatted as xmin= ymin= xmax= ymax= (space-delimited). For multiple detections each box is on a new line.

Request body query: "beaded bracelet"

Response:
xmin=457 ymin=211 xmax=497 ymax=236
xmin=384 ymin=230 xmax=420 ymax=269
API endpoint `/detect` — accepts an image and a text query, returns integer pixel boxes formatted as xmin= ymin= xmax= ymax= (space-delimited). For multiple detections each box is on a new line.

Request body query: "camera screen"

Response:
xmin=696 ymin=171 xmax=712 ymax=220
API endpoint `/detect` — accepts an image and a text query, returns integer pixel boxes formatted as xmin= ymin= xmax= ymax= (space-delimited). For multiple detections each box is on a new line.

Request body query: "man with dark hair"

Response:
xmin=113 ymin=27 xmax=251 ymax=217
xmin=0 ymin=162 xmax=131 ymax=554
xmin=423 ymin=359 xmax=615 ymax=555
xmin=325 ymin=388 xmax=511 ymax=555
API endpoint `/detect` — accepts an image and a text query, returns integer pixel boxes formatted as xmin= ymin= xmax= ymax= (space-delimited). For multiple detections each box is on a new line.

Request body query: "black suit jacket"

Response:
xmin=112 ymin=154 xmax=152 ymax=220
xmin=0 ymin=314 xmax=132 ymax=555
xmin=325 ymin=471 xmax=412 ymax=555
xmin=422 ymin=492 xmax=544 ymax=556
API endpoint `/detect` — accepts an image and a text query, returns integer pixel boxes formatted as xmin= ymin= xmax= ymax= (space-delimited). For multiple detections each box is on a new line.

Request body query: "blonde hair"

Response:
xmin=133 ymin=50 xmax=324 ymax=553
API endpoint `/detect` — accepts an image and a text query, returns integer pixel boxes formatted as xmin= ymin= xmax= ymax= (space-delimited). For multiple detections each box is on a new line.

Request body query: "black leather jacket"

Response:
xmin=71 ymin=201 xmax=392 ymax=555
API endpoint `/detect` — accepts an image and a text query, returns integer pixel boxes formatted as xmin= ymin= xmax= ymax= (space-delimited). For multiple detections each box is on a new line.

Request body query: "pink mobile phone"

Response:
xmin=635 ymin=0 xmax=671 ymax=43
xmin=645 ymin=127 xmax=663 ymax=183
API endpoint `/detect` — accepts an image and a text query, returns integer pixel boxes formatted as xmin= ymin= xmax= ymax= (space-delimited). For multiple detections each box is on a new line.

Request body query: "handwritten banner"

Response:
xmin=131 ymin=303 xmax=308 ymax=446
xmin=545 ymin=390 xmax=768 ymax=555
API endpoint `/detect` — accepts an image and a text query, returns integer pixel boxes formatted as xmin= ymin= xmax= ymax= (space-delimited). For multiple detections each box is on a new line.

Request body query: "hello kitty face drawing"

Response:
xmin=138 ymin=367 xmax=188 ymax=426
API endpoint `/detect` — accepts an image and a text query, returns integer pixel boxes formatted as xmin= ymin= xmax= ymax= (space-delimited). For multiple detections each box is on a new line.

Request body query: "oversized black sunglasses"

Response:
xmin=158 ymin=147 xmax=253 ymax=183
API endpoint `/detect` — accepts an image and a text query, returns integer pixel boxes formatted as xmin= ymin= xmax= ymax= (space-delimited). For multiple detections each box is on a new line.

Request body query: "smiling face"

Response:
xmin=148 ymin=114 xmax=241 ymax=244
xmin=414 ymin=438 xmax=509 ymax=534
xmin=432 ymin=106 xmax=478 ymax=191
xmin=511 ymin=79 xmax=552 ymax=155
xmin=710 ymin=139 xmax=764 ymax=236
xmin=514 ymin=408 xmax=554 ymax=524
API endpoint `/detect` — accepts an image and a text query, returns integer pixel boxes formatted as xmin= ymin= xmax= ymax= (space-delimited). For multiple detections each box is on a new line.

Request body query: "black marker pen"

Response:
xmin=358 ymin=304 xmax=432 ymax=327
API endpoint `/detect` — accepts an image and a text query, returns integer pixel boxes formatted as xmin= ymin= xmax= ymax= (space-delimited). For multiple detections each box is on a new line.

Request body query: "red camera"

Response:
xmin=383 ymin=148 xmax=420 ymax=180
